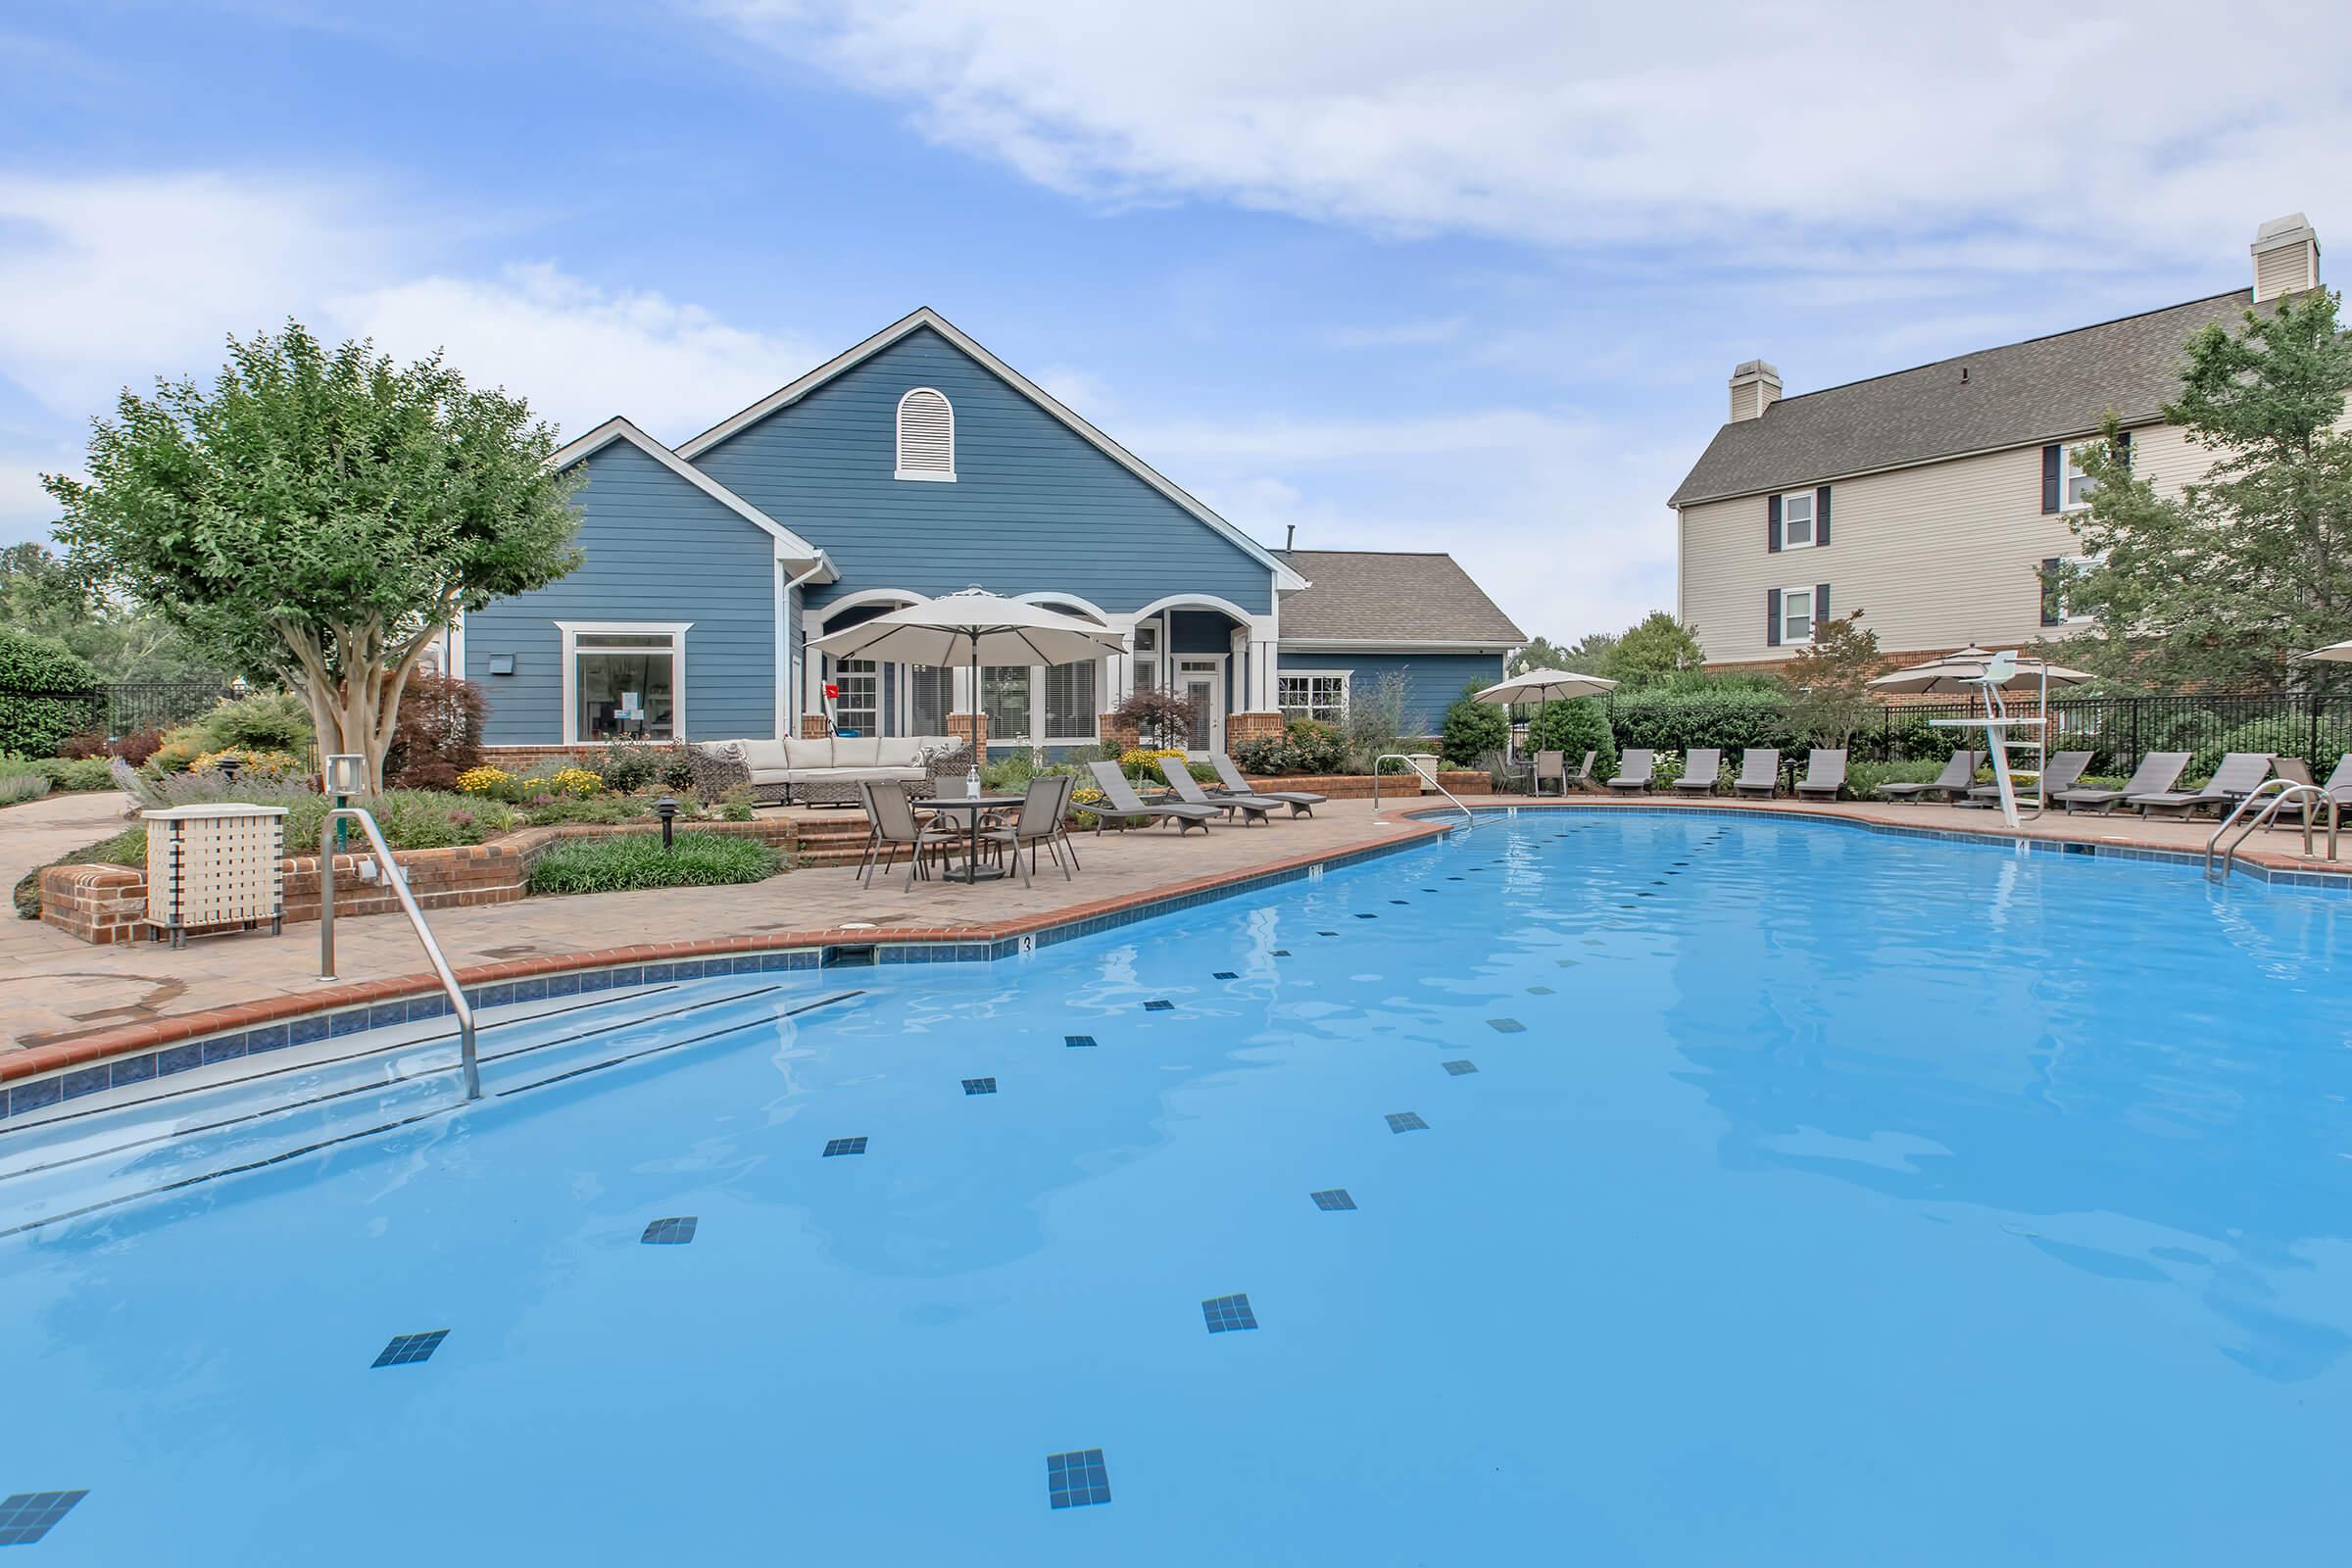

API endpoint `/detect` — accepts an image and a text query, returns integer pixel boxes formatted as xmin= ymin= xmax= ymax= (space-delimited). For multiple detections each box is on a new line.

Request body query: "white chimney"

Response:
xmin=2251 ymin=213 xmax=2321 ymax=303
xmin=1728 ymin=360 xmax=1782 ymax=422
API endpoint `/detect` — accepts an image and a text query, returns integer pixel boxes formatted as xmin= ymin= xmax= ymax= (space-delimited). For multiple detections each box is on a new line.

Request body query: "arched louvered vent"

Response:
xmin=896 ymin=388 xmax=956 ymax=481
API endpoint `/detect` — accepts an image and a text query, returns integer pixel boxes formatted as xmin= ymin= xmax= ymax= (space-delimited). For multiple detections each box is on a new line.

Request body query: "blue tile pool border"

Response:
xmin=9 ymin=801 xmax=2344 ymax=1127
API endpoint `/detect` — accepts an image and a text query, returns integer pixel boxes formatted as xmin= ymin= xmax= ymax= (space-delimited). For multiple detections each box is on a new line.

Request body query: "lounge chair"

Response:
xmin=978 ymin=775 xmax=1077 ymax=887
xmin=1967 ymin=750 xmax=2093 ymax=806
xmin=1793 ymin=749 xmax=1847 ymax=800
xmin=1732 ymin=749 xmax=1780 ymax=799
xmin=1569 ymin=750 xmax=1597 ymax=791
xmin=1085 ymin=761 xmax=1218 ymax=834
xmin=1532 ymin=750 xmax=1567 ymax=796
xmin=1671 ymin=748 xmax=1722 ymax=795
xmin=1878 ymin=750 xmax=1980 ymax=803
xmin=2130 ymin=752 xmax=2273 ymax=816
xmin=1208 ymin=752 xmax=1324 ymax=816
xmin=1606 ymin=749 xmax=1655 ymax=793
xmin=1158 ymin=756 xmax=1277 ymax=825
xmin=2053 ymin=752 xmax=2187 ymax=814
xmin=2272 ymin=754 xmax=2352 ymax=827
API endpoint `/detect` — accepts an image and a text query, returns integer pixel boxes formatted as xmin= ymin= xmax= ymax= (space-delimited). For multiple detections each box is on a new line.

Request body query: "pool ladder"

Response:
xmin=318 ymin=806 xmax=481 ymax=1100
xmin=2205 ymin=780 xmax=2338 ymax=881
xmin=1370 ymin=754 xmax=1474 ymax=826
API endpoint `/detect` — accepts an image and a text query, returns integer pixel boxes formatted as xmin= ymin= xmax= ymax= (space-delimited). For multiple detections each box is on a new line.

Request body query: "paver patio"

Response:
xmin=2 ymin=787 xmax=2341 ymax=1062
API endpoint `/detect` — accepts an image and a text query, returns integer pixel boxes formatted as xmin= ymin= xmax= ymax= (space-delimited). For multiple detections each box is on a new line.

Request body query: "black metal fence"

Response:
xmin=0 ymin=681 xmax=234 ymax=745
xmin=1870 ymin=692 xmax=2352 ymax=772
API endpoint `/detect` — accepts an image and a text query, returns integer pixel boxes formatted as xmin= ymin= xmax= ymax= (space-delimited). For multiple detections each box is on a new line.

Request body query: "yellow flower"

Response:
xmin=546 ymin=766 xmax=603 ymax=798
xmin=455 ymin=765 xmax=514 ymax=796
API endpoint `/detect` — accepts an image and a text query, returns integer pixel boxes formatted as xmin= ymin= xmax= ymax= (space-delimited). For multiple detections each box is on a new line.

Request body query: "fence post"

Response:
xmin=2311 ymin=694 xmax=2322 ymax=768
xmin=2130 ymin=699 xmax=2140 ymax=769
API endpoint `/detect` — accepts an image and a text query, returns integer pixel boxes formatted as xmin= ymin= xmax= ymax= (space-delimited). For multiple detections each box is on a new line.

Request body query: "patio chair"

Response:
xmin=1606 ymin=750 xmax=1655 ymax=793
xmin=1085 ymin=761 xmax=1218 ymax=834
xmin=1967 ymin=750 xmax=2093 ymax=806
xmin=2053 ymin=752 xmax=2188 ymax=815
xmin=2130 ymin=752 xmax=2273 ymax=816
xmin=1158 ymin=756 xmax=1277 ymax=825
xmin=1671 ymin=748 xmax=1722 ymax=795
xmin=1732 ymin=749 xmax=1780 ymax=799
xmin=1208 ymin=752 xmax=1323 ymax=816
xmin=854 ymin=780 xmax=963 ymax=891
xmin=1878 ymin=750 xmax=1980 ymax=803
xmin=978 ymin=775 xmax=1076 ymax=888
xmin=2271 ymin=754 xmax=2352 ymax=828
xmin=1793 ymin=749 xmax=1847 ymax=800
xmin=1569 ymin=750 xmax=1597 ymax=790
xmin=1532 ymin=750 xmax=1566 ymax=796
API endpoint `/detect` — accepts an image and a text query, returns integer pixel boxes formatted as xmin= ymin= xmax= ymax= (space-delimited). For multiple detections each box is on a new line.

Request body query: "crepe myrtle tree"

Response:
xmin=46 ymin=323 xmax=583 ymax=791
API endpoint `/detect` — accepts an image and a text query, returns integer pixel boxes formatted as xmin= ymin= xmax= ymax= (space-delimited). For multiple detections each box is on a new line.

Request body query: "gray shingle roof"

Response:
xmin=1274 ymin=550 xmax=1525 ymax=645
xmin=1669 ymin=289 xmax=2256 ymax=507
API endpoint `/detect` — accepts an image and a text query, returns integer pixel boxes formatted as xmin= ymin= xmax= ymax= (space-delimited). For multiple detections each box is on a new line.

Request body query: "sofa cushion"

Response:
xmin=782 ymin=738 xmax=833 ymax=769
xmin=736 ymin=740 xmax=791 ymax=772
xmin=830 ymin=736 xmax=883 ymax=768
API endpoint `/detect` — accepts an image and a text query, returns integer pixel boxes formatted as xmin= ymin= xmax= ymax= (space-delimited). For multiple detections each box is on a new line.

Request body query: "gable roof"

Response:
xmin=1272 ymin=550 xmax=1525 ymax=647
xmin=1669 ymin=289 xmax=2257 ymax=508
xmin=553 ymin=416 xmax=833 ymax=572
xmin=677 ymin=307 xmax=1306 ymax=591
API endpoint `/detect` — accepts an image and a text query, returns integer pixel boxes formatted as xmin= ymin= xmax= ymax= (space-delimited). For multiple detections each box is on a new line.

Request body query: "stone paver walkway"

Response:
xmin=3 ymin=789 xmax=2339 ymax=1060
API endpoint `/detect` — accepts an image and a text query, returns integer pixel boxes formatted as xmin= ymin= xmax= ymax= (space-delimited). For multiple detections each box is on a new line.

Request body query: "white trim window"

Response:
xmin=980 ymin=661 xmax=1103 ymax=747
xmin=831 ymin=657 xmax=879 ymax=735
xmin=906 ymin=663 xmax=954 ymax=736
xmin=1779 ymin=588 xmax=1816 ymax=646
xmin=1278 ymin=671 xmax=1349 ymax=724
xmin=895 ymin=387 xmax=956 ymax=481
xmin=1042 ymin=661 xmax=1098 ymax=742
xmin=560 ymin=621 xmax=690 ymax=744
xmin=2053 ymin=555 xmax=2100 ymax=623
xmin=1132 ymin=621 xmax=1160 ymax=693
xmin=1780 ymin=490 xmax=1817 ymax=549
xmin=2062 ymin=452 xmax=2096 ymax=511
xmin=981 ymin=664 xmax=1032 ymax=744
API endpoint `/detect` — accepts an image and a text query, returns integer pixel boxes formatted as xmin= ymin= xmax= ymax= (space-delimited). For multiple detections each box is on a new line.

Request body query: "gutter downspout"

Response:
xmin=779 ymin=554 xmax=835 ymax=740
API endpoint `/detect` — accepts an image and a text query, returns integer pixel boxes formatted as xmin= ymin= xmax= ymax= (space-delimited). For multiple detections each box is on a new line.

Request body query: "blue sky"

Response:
xmin=3 ymin=1 xmax=2344 ymax=644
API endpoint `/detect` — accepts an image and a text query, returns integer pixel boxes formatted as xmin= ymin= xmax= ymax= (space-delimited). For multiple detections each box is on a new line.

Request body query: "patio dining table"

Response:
xmin=912 ymin=794 xmax=1022 ymax=884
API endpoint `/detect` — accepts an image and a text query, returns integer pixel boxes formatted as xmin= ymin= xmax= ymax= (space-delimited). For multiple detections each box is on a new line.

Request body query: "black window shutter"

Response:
xmin=1814 ymin=582 xmax=1831 ymax=630
xmin=2115 ymin=429 xmax=2132 ymax=470
xmin=2041 ymin=445 xmax=2061 ymax=513
xmin=2040 ymin=558 xmax=2063 ymax=626
xmin=1766 ymin=588 xmax=1782 ymax=647
xmin=1815 ymin=485 xmax=1831 ymax=547
xmin=1767 ymin=493 xmax=1783 ymax=552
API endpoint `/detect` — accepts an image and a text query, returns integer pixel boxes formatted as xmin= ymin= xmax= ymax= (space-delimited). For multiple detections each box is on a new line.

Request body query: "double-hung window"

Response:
xmin=1132 ymin=622 xmax=1160 ymax=693
xmin=1779 ymin=588 xmax=1815 ymax=645
xmin=907 ymin=664 xmax=954 ymax=736
xmin=1780 ymin=490 xmax=1816 ymax=549
xmin=1278 ymin=672 xmax=1349 ymax=723
xmin=2062 ymin=452 xmax=2096 ymax=511
xmin=565 ymin=623 xmax=687 ymax=743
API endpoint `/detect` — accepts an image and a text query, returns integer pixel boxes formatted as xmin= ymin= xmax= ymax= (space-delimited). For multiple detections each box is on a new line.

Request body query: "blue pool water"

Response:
xmin=3 ymin=810 xmax=2348 ymax=1562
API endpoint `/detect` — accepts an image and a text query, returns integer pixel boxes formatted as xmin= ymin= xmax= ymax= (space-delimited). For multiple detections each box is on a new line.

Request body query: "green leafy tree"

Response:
xmin=2060 ymin=289 xmax=2352 ymax=690
xmin=1782 ymin=609 xmax=1886 ymax=750
xmin=0 ymin=542 xmax=228 ymax=683
xmin=47 ymin=323 xmax=583 ymax=789
xmin=1438 ymin=681 xmax=1509 ymax=765
xmin=1507 ymin=636 xmax=1569 ymax=675
xmin=1598 ymin=612 xmax=1705 ymax=690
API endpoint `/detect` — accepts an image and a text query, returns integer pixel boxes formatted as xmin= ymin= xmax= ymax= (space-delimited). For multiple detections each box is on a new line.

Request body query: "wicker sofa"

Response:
xmin=695 ymin=735 xmax=971 ymax=806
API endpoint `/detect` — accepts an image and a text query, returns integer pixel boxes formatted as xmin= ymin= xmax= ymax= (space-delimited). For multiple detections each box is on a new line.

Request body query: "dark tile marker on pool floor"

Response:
xmin=1488 ymin=1019 xmax=1526 ymax=1033
xmin=1144 ymin=999 xmax=1175 ymax=1010
xmin=1354 ymin=913 xmax=1379 ymax=919
xmin=1311 ymin=1189 xmax=1357 ymax=1210
xmin=641 ymin=1216 xmax=698 ymax=1245
xmin=1047 ymin=1449 xmax=1111 ymax=1509
xmin=1065 ymin=1034 xmax=1097 ymax=1048
xmin=1387 ymin=1111 xmax=1429 ymax=1133
xmin=1270 ymin=949 xmax=1292 ymax=956
xmin=371 ymin=1330 xmax=448 ymax=1368
xmin=961 ymin=1077 xmax=997 ymax=1096
xmin=1443 ymin=1060 xmax=1479 ymax=1076
xmin=822 ymin=1137 xmax=868 ymax=1157
xmin=1528 ymin=985 xmax=1553 ymax=995
xmin=1201 ymin=1293 xmax=1258 ymax=1333
xmin=1212 ymin=970 xmax=1238 ymax=979
xmin=0 ymin=1491 xmax=88 ymax=1546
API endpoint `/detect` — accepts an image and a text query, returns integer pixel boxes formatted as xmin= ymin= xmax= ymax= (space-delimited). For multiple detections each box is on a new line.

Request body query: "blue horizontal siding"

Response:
xmin=1279 ymin=651 xmax=1505 ymax=736
xmin=467 ymin=440 xmax=777 ymax=745
xmin=692 ymin=326 xmax=1274 ymax=617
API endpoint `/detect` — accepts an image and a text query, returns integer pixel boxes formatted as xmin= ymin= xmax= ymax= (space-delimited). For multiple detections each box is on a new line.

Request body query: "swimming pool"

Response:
xmin=3 ymin=808 xmax=2346 ymax=1562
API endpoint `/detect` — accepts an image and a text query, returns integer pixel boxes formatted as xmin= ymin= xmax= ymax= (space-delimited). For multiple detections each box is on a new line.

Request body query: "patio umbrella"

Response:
xmin=1472 ymin=668 xmax=1617 ymax=766
xmin=2293 ymin=639 xmax=2352 ymax=662
xmin=806 ymin=586 xmax=1128 ymax=748
xmin=1867 ymin=648 xmax=2095 ymax=694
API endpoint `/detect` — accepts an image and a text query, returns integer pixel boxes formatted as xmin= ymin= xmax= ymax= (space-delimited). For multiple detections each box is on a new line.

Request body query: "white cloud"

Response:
xmin=704 ymin=0 xmax=2352 ymax=273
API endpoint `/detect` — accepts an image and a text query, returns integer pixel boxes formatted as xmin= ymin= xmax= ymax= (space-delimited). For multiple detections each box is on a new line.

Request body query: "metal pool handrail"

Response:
xmin=318 ymin=806 xmax=481 ymax=1100
xmin=1371 ymin=754 xmax=1473 ymax=826
xmin=2205 ymin=779 xmax=2336 ymax=881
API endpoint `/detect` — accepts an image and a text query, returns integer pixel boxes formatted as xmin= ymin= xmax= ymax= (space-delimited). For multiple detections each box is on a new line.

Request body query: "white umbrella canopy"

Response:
xmin=1868 ymin=648 xmax=2095 ymax=695
xmin=807 ymin=586 xmax=1127 ymax=667
xmin=2293 ymin=639 xmax=2352 ymax=662
xmin=1472 ymin=667 xmax=1618 ymax=705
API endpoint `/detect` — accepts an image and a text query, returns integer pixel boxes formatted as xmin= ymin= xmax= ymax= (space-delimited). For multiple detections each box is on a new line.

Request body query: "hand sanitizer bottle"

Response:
xmin=965 ymin=761 xmax=981 ymax=800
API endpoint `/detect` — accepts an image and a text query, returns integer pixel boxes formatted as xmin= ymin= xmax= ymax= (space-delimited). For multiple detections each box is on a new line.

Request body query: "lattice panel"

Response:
xmin=147 ymin=807 xmax=287 ymax=939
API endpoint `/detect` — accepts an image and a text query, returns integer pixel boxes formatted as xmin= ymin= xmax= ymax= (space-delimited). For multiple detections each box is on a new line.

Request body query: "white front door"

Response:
xmin=1176 ymin=657 xmax=1224 ymax=756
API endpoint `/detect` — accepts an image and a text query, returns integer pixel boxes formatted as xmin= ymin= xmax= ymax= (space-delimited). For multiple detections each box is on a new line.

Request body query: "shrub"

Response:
xmin=598 ymin=742 xmax=658 ymax=793
xmin=200 ymin=689 xmax=315 ymax=756
xmin=519 ymin=795 xmax=647 ymax=827
xmin=656 ymin=745 xmax=696 ymax=791
xmin=56 ymin=731 xmax=109 ymax=760
xmin=719 ymin=785 xmax=755 ymax=822
xmin=1846 ymin=759 xmax=1947 ymax=798
xmin=1112 ymin=688 xmax=1200 ymax=752
xmin=1340 ymin=669 xmax=1412 ymax=772
xmin=384 ymin=673 xmax=487 ymax=790
xmin=112 ymin=727 xmax=163 ymax=765
xmin=0 ymin=772 xmax=51 ymax=807
xmin=1119 ymin=746 xmax=1188 ymax=782
xmin=527 ymin=830 xmax=780 ymax=896
xmin=1439 ymin=683 xmax=1508 ymax=766
xmin=1608 ymin=689 xmax=1791 ymax=756
xmin=0 ymin=628 xmax=104 ymax=757
xmin=542 ymin=765 xmax=605 ymax=798
xmin=455 ymin=765 xmax=517 ymax=799
xmin=360 ymin=789 xmax=515 ymax=849
xmin=1527 ymin=700 xmax=1616 ymax=780
xmin=190 ymin=747 xmax=305 ymax=785
xmin=1232 ymin=719 xmax=1347 ymax=776
xmin=35 ymin=757 xmax=118 ymax=791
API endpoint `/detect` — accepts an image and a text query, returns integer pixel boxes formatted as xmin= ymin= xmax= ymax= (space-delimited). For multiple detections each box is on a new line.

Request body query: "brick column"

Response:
xmin=947 ymin=712 xmax=988 ymax=755
xmin=1100 ymin=713 xmax=1140 ymax=754
xmin=1226 ymin=710 xmax=1284 ymax=748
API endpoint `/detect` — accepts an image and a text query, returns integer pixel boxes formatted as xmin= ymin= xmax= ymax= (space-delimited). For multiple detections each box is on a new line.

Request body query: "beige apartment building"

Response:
xmin=1670 ymin=213 xmax=2327 ymax=668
